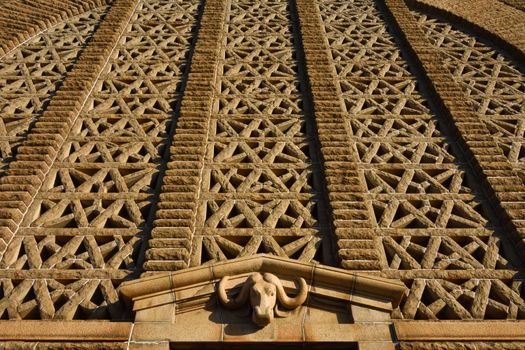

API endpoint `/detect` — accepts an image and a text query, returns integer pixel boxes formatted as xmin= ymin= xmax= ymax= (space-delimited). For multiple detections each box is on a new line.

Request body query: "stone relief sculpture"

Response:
xmin=217 ymin=273 xmax=308 ymax=326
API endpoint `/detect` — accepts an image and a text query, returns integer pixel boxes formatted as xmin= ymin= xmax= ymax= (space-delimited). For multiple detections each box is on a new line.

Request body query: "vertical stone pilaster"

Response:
xmin=407 ymin=0 xmax=525 ymax=60
xmin=0 ymin=0 xmax=140 ymax=255
xmin=143 ymin=0 xmax=227 ymax=271
xmin=379 ymin=0 xmax=525 ymax=255
xmin=500 ymin=0 xmax=525 ymax=12
xmin=293 ymin=0 xmax=379 ymax=270
xmin=0 ymin=0 xmax=111 ymax=59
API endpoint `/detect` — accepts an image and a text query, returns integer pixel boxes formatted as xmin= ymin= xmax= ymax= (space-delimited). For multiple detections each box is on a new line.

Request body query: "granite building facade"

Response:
xmin=0 ymin=0 xmax=524 ymax=348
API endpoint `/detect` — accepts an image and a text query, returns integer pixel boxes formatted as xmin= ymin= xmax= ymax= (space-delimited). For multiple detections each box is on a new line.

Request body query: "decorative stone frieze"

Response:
xmin=120 ymin=254 xmax=404 ymax=348
xmin=0 ymin=0 xmax=525 ymax=348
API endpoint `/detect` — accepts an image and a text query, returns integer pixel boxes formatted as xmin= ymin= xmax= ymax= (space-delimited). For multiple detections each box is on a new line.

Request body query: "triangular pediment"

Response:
xmin=121 ymin=254 xmax=405 ymax=307
xmin=120 ymin=256 xmax=404 ymax=346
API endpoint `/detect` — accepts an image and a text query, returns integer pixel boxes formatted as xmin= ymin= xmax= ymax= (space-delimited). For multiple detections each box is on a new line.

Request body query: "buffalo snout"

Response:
xmin=250 ymin=282 xmax=277 ymax=327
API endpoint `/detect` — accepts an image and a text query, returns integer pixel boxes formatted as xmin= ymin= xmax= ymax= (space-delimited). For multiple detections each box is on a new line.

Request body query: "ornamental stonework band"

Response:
xmin=0 ymin=0 xmax=524 ymax=349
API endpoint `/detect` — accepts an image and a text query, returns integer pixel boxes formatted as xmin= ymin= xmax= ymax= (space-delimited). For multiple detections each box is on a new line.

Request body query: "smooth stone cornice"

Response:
xmin=120 ymin=254 xmax=406 ymax=309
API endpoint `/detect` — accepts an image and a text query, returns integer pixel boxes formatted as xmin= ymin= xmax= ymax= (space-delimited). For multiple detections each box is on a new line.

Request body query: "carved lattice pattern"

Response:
xmin=0 ymin=0 xmax=200 ymax=320
xmin=0 ymin=8 xmax=107 ymax=175
xmin=0 ymin=0 xmax=523 ymax=323
xmin=318 ymin=0 xmax=525 ymax=320
xmin=190 ymin=0 xmax=333 ymax=266
xmin=415 ymin=13 xmax=525 ymax=180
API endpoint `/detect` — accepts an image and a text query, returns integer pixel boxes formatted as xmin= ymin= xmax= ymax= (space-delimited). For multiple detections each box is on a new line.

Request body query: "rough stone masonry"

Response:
xmin=0 ymin=0 xmax=524 ymax=349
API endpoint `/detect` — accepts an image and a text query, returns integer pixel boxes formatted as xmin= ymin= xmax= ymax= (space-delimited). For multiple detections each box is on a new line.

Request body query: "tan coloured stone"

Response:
xmin=0 ymin=0 xmax=524 ymax=348
xmin=217 ymin=272 xmax=308 ymax=327
xmin=395 ymin=321 xmax=525 ymax=341
xmin=128 ymin=341 xmax=170 ymax=350
xmin=0 ymin=321 xmax=132 ymax=341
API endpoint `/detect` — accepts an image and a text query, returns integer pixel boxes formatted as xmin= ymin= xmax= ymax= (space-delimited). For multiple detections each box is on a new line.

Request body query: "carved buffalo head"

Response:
xmin=217 ymin=272 xmax=308 ymax=327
